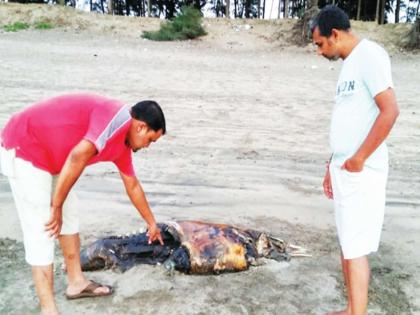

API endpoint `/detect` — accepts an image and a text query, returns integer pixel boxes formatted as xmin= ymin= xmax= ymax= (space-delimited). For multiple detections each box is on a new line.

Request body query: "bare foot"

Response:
xmin=326 ymin=310 xmax=350 ymax=315
xmin=40 ymin=305 xmax=59 ymax=315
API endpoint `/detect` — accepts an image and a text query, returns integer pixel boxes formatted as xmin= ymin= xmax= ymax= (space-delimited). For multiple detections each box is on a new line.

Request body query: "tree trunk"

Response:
xmin=245 ymin=0 xmax=251 ymax=18
xmin=126 ymin=0 xmax=130 ymax=16
xmin=107 ymin=0 xmax=113 ymax=14
xmin=394 ymin=0 xmax=400 ymax=23
xmin=147 ymin=0 xmax=151 ymax=16
xmin=356 ymin=0 xmax=361 ymax=20
xmin=375 ymin=0 xmax=380 ymax=23
xmin=415 ymin=0 xmax=419 ymax=22
xmin=262 ymin=0 xmax=266 ymax=18
xmin=138 ymin=0 xmax=142 ymax=16
xmin=284 ymin=0 xmax=289 ymax=18
xmin=380 ymin=0 xmax=385 ymax=24
xmin=301 ymin=0 xmax=319 ymax=41
xmin=225 ymin=0 xmax=230 ymax=17
xmin=258 ymin=0 xmax=261 ymax=18
xmin=416 ymin=19 xmax=420 ymax=47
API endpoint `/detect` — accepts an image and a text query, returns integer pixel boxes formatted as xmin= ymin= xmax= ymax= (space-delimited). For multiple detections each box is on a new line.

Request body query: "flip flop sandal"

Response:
xmin=65 ymin=280 xmax=114 ymax=300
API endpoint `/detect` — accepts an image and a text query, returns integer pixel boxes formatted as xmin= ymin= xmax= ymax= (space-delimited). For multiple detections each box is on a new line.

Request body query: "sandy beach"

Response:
xmin=0 ymin=4 xmax=419 ymax=314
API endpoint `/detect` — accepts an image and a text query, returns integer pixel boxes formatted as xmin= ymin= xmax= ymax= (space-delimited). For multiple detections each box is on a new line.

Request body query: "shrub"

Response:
xmin=3 ymin=22 xmax=30 ymax=32
xmin=142 ymin=6 xmax=206 ymax=41
xmin=34 ymin=22 xmax=54 ymax=30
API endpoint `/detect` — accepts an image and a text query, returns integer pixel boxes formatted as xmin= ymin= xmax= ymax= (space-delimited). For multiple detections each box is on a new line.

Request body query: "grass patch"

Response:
xmin=3 ymin=22 xmax=30 ymax=32
xmin=142 ymin=6 xmax=206 ymax=41
xmin=34 ymin=22 xmax=54 ymax=30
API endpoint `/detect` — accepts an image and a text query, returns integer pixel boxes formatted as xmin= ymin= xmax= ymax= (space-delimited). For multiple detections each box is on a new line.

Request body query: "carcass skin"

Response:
xmin=80 ymin=221 xmax=292 ymax=274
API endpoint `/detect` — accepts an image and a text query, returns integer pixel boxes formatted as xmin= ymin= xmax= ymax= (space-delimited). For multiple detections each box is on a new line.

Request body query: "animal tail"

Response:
xmin=268 ymin=235 xmax=311 ymax=258
xmin=287 ymin=243 xmax=312 ymax=257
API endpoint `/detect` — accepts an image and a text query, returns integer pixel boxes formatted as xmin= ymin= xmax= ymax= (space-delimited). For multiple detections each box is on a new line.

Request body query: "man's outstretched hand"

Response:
xmin=147 ymin=223 xmax=164 ymax=245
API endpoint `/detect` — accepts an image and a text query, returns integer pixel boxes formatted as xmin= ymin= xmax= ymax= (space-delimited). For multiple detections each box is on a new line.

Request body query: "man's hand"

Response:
xmin=323 ymin=167 xmax=333 ymax=199
xmin=120 ymin=172 xmax=164 ymax=245
xmin=341 ymin=155 xmax=365 ymax=172
xmin=45 ymin=205 xmax=63 ymax=238
xmin=48 ymin=139 xmax=96 ymax=239
xmin=340 ymin=88 xmax=398 ymax=174
xmin=147 ymin=223 xmax=164 ymax=245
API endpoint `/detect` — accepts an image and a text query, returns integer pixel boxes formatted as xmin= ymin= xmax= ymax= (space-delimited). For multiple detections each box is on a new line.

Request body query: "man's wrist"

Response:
xmin=352 ymin=152 xmax=367 ymax=164
xmin=51 ymin=202 xmax=63 ymax=209
xmin=147 ymin=221 xmax=157 ymax=228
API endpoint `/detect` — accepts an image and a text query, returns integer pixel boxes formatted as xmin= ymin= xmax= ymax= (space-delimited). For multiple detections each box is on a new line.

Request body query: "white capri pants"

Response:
xmin=329 ymin=164 xmax=388 ymax=260
xmin=1 ymin=146 xmax=79 ymax=266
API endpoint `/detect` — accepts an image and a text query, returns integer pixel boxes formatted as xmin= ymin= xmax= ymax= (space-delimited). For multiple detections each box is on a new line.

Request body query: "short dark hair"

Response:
xmin=310 ymin=5 xmax=350 ymax=37
xmin=131 ymin=100 xmax=166 ymax=134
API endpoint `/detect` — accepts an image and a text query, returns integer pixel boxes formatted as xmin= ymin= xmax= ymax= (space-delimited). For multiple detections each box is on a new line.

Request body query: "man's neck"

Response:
xmin=340 ymin=31 xmax=360 ymax=60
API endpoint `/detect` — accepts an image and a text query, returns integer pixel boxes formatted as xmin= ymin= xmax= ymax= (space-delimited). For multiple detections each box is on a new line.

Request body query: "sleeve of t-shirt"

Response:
xmin=361 ymin=43 xmax=394 ymax=98
xmin=114 ymin=149 xmax=136 ymax=177
xmin=83 ymin=102 xmax=122 ymax=153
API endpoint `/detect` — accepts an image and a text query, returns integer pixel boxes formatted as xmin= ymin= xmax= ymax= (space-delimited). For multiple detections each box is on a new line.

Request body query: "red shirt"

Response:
xmin=0 ymin=94 xmax=135 ymax=176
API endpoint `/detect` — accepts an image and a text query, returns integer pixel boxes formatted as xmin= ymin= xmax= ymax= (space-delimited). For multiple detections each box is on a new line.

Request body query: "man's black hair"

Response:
xmin=310 ymin=5 xmax=351 ymax=37
xmin=131 ymin=100 xmax=166 ymax=134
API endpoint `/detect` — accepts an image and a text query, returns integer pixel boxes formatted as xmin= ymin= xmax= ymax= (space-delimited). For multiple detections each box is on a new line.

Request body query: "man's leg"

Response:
xmin=31 ymin=265 xmax=59 ymax=315
xmin=327 ymin=253 xmax=352 ymax=315
xmin=347 ymin=256 xmax=370 ymax=315
xmin=5 ymin=155 xmax=60 ymax=314
xmin=59 ymin=234 xmax=110 ymax=296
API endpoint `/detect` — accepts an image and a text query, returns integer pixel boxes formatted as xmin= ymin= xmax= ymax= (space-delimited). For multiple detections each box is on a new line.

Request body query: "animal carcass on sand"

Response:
xmin=80 ymin=221 xmax=307 ymax=274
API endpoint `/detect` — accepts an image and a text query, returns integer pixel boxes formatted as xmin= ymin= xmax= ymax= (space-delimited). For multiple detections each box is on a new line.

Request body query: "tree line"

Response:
xmin=9 ymin=0 xmax=420 ymax=23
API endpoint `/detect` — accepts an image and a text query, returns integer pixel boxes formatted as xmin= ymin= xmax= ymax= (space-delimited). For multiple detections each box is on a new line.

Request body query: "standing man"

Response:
xmin=0 ymin=93 xmax=166 ymax=315
xmin=311 ymin=5 xmax=399 ymax=315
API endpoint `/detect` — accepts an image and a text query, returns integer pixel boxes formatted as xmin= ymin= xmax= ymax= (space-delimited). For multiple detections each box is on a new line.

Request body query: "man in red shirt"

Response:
xmin=0 ymin=94 xmax=166 ymax=315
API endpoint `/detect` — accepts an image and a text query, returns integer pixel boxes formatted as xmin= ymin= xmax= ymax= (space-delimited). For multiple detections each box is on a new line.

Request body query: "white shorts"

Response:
xmin=329 ymin=164 xmax=388 ymax=260
xmin=1 ymin=146 xmax=79 ymax=266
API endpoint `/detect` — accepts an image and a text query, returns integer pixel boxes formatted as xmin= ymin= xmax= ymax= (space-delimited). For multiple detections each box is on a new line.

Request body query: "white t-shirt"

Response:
xmin=330 ymin=39 xmax=393 ymax=171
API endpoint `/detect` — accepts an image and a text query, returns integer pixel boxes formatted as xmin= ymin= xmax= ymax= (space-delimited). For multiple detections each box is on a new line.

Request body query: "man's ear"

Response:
xmin=133 ymin=119 xmax=145 ymax=132
xmin=331 ymin=28 xmax=340 ymax=42
xmin=136 ymin=120 xmax=148 ymax=132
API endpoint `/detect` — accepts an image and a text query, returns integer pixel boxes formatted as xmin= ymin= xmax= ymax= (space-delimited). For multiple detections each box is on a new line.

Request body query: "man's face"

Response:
xmin=127 ymin=120 xmax=163 ymax=153
xmin=312 ymin=27 xmax=340 ymax=61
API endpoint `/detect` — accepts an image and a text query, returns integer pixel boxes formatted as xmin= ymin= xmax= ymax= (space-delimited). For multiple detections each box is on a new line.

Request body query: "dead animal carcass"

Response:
xmin=80 ymin=221 xmax=307 ymax=274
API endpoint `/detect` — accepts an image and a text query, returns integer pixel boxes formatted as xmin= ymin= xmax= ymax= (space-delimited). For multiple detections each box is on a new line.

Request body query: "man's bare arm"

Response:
xmin=120 ymin=171 xmax=163 ymax=245
xmin=46 ymin=139 xmax=97 ymax=237
xmin=342 ymin=88 xmax=399 ymax=172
